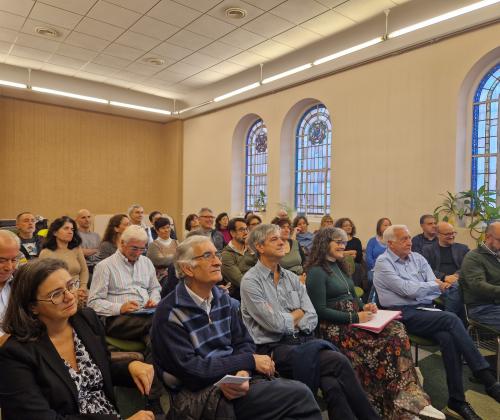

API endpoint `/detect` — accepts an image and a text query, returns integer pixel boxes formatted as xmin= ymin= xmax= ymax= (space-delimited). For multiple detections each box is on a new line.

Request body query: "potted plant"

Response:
xmin=255 ymin=190 xmax=267 ymax=213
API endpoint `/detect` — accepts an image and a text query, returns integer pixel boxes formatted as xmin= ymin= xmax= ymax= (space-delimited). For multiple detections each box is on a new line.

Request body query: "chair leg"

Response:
xmin=415 ymin=343 xmax=419 ymax=367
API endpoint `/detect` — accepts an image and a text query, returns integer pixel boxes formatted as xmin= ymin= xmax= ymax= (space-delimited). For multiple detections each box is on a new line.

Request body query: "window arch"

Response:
xmin=295 ymin=104 xmax=332 ymax=214
xmin=472 ymin=63 xmax=499 ymax=204
xmin=245 ymin=119 xmax=268 ymax=212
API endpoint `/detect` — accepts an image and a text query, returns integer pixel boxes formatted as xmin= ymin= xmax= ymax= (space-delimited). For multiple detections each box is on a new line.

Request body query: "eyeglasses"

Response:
xmin=235 ymin=227 xmax=249 ymax=233
xmin=249 ymin=222 xmax=260 ymax=226
xmin=0 ymin=256 xmax=20 ymax=267
xmin=332 ymin=240 xmax=347 ymax=246
xmin=192 ymin=251 xmax=221 ymax=261
xmin=128 ymin=245 xmax=146 ymax=252
xmin=37 ymin=279 xmax=80 ymax=305
xmin=199 ymin=215 xmax=215 ymax=219
xmin=439 ymin=231 xmax=457 ymax=237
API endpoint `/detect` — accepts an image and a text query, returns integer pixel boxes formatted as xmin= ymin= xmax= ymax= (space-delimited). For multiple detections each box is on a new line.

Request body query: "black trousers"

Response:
xmin=258 ymin=343 xmax=380 ymax=420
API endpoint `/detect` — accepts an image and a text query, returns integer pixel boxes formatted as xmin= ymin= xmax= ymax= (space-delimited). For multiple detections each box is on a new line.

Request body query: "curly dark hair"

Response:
xmin=43 ymin=216 xmax=81 ymax=251
xmin=334 ymin=217 xmax=356 ymax=236
xmin=215 ymin=212 xmax=229 ymax=230
xmin=271 ymin=216 xmax=291 ymax=227
xmin=184 ymin=214 xmax=198 ymax=232
xmin=304 ymin=227 xmax=349 ymax=275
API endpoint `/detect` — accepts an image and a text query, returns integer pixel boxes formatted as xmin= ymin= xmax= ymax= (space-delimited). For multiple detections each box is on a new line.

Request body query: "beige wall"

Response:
xmin=182 ymin=24 xmax=500 ymax=248
xmin=0 ymin=98 xmax=183 ymax=227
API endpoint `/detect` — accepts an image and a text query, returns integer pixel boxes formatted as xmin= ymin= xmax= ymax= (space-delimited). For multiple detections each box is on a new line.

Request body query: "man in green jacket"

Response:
xmin=461 ymin=222 xmax=500 ymax=330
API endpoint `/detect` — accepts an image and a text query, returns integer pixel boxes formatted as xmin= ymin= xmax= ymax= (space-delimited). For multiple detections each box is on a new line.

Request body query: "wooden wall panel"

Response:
xmin=0 ymin=98 xmax=183 ymax=225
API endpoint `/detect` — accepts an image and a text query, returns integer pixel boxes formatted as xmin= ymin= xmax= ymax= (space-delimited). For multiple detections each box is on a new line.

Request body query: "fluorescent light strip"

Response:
xmin=389 ymin=0 xmax=500 ymax=38
xmin=110 ymin=101 xmax=171 ymax=115
xmin=313 ymin=37 xmax=383 ymax=66
xmin=178 ymin=100 xmax=214 ymax=114
xmin=262 ymin=63 xmax=313 ymax=84
xmin=0 ymin=79 xmax=27 ymax=89
xmin=214 ymin=82 xmax=261 ymax=102
xmin=32 ymin=86 xmax=107 ymax=104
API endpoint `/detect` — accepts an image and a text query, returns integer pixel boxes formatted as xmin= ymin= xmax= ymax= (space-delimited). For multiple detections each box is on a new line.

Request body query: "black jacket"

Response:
xmin=0 ymin=308 xmax=133 ymax=420
xmin=421 ymin=241 xmax=470 ymax=279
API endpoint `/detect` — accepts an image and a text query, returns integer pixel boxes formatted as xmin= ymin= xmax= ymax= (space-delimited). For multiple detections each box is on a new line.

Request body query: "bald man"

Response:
xmin=461 ymin=222 xmax=500 ymax=330
xmin=75 ymin=209 xmax=101 ymax=258
xmin=0 ymin=230 xmax=21 ymax=339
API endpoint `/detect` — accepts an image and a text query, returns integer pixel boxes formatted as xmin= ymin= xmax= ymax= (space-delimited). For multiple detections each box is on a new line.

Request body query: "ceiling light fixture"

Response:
xmin=388 ymin=0 xmax=500 ymax=38
xmin=109 ymin=101 xmax=171 ymax=115
xmin=143 ymin=57 xmax=166 ymax=66
xmin=0 ymin=80 xmax=27 ymax=89
xmin=214 ymin=82 xmax=261 ymax=102
xmin=313 ymin=37 xmax=383 ymax=66
xmin=225 ymin=7 xmax=247 ymax=19
xmin=262 ymin=63 xmax=313 ymax=84
xmin=31 ymin=86 xmax=108 ymax=103
xmin=178 ymin=100 xmax=214 ymax=114
xmin=35 ymin=26 xmax=60 ymax=38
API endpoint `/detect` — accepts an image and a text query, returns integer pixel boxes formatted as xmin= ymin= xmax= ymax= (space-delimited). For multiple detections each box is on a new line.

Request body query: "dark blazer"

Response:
xmin=421 ymin=241 xmax=470 ymax=279
xmin=0 ymin=308 xmax=133 ymax=420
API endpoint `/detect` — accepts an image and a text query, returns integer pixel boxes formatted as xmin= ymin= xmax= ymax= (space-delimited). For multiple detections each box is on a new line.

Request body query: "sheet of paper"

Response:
xmin=416 ymin=307 xmax=442 ymax=311
xmin=351 ymin=309 xmax=401 ymax=333
xmin=214 ymin=375 xmax=251 ymax=387
xmin=131 ymin=307 xmax=156 ymax=315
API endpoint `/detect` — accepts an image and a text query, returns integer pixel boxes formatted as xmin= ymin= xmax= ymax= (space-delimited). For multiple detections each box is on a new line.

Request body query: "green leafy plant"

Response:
xmin=255 ymin=190 xmax=267 ymax=212
xmin=277 ymin=202 xmax=293 ymax=218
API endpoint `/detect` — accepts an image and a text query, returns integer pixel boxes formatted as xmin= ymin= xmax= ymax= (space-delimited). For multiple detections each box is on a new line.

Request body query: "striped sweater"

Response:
xmin=151 ymin=282 xmax=256 ymax=391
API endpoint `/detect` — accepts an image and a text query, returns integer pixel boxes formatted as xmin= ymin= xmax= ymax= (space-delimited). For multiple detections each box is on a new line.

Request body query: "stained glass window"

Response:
xmin=245 ymin=119 xmax=268 ymax=212
xmin=295 ymin=104 xmax=332 ymax=214
xmin=472 ymin=63 xmax=499 ymax=204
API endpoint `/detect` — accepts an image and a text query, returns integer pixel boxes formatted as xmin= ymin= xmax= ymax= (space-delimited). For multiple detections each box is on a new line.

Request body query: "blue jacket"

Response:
xmin=421 ymin=241 xmax=469 ymax=279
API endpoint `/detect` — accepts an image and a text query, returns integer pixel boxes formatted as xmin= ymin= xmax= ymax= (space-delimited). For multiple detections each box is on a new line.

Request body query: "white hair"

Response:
xmin=121 ymin=225 xmax=148 ymax=243
xmin=382 ymin=224 xmax=409 ymax=244
xmin=174 ymin=235 xmax=212 ymax=279
xmin=127 ymin=204 xmax=143 ymax=216
xmin=0 ymin=229 xmax=21 ymax=248
xmin=247 ymin=224 xmax=281 ymax=255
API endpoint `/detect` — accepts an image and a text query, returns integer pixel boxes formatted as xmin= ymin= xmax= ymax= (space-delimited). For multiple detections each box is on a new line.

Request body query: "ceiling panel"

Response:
xmin=151 ymin=42 xmax=193 ymax=60
xmin=174 ymin=0 xmax=222 ymax=13
xmin=150 ymin=69 xmax=186 ymax=83
xmin=92 ymin=53 xmax=131 ymax=68
xmin=112 ymin=69 xmax=147 ymax=82
xmin=190 ymin=68 xmax=226 ymax=82
xmin=88 ymin=0 xmax=141 ymax=28
xmin=248 ymin=39 xmax=294 ymax=59
xmin=103 ymin=42 xmax=144 ymax=60
xmin=56 ymin=43 xmax=99 ymax=61
xmin=15 ymin=33 xmax=60 ymax=53
xmin=207 ymin=0 xmax=265 ymax=27
xmin=41 ymin=62 xmax=78 ymax=76
xmin=167 ymin=60 xmax=203 ymax=76
xmin=115 ymin=31 xmax=160 ymax=51
xmin=227 ymin=50 xmax=266 ymax=68
xmin=126 ymin=61 xmax=170 ymax=76
xmin=0 ymin=0 xmax=34 ymax=16
xmin=21 ymin=19 xmax=71 ymax=40
xmin=271 ymin=0 xmax=328 ymax=25
xmin=48 ymin=54 xmax=86 ymax=69
xmin=241 ymin=0 xmax=286 ymax=11
xmin=75 ymin=17 xmax=125 ymax=41
xmin=218 ymin=28 xmax=266 ymax=50
xmin=210 ymin=60 xmax=246 ymax=76
xmin=65 ymin=31 xmax=110 ymax=51
xmin=272 ymin=26 xmax=322 ymax=49
xmin=10 ymin=44 xmax=52 ymax=61
xmin=334 ymin=0 xmax=395 ymax=23
xmin=105 ymin=0 xmax=161 ymax=14
xmin=130 ymin=16 xmax=179 ymax=40
xmin=167 ymin=29 xmax=212 ymax=50
xmin=74 ymin=71 xmax=108 ymax=82
xmin=82 ymin=61 xmax=119 ymax=76
xmin=5 ymin=55 xmax=45 ymax=69
xmin=0 ymin=40 xmax=10 ymax=54
xmin=30 ymin=2 xmax=82 ymax=30
xmin=199 ymin=41 xmax=243 ymax=60
xmin=185 ymin=15 xmax=236 ymax=40
xmin=242 ymin=11 xmax=294 ymax=38
xmin=39 ymin=0 xmax=95 ymax=15
xmin=147 ymin=0 xmax=201 ymax=27
xmin=0 ymin=10 xmax=29 ymax=31
xmin=0 ymin=27 xmax=18 ymax=43
xmin=315 ymin=0 xmax=348 ymax=7
xmin=181 ymin=51 xmax=220 ymax=68
xmin=300 ymin=10 xmax=355 ymax=36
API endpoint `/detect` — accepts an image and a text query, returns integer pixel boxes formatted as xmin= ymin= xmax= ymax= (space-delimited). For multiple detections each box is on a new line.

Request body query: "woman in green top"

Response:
xmin=305 ymin=228 xmax=441 ymax=420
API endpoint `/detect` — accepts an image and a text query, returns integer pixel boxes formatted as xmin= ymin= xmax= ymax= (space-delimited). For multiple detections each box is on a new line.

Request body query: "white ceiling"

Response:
xmin=0 ymin=0 xmax=498 ymax=120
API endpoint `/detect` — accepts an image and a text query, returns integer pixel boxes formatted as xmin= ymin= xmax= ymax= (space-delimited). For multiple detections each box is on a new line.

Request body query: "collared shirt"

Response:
xmin=240 ymin=260 xmax=318 ymax=344
xmin=0 ymin=276 xmax=13 ymax=336
xmin=373 ymin=248 xmax=441 ymax=307
xmin=88 ymin=250 xmax=161 ymax=316
xmin=227 ymin=240 xmax=247 ymax=256
xmin=185 ymin=284 xmax=213 ymax=316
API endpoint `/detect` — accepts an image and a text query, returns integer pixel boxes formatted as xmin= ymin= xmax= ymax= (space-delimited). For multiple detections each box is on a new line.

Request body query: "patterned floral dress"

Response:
xmin=307 ymin=262 xmax=430 ymax=419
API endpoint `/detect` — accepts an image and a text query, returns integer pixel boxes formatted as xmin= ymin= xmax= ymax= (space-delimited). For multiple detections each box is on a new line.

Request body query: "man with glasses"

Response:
xmin=187 ymin=207 xmax=225 ymax=252
xmin=374 ymin=225 xmax=500 ymax=419
xmin=0 ymin=230 xmax=21 ymax=342
xmin=422 ymin=222 xmax=469 ymax=317
xmin=461 ymin=221 xmax=500 ymax=330
xmin=221 ymin=218 xmax=257 ymax=299
xmin=88 ymin=225 xmax=163 ymax=413
xmin=151 ymin=235 xmax=322 ymax=419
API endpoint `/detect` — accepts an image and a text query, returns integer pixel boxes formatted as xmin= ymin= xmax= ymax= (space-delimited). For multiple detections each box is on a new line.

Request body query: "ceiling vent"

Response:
xmin=225 ymin=7 xmax=247 ymax=19
xmin=35 ymin=26 xmax=60 ymax=38
xmin=143 ymin=57 xmax=166 ymax=66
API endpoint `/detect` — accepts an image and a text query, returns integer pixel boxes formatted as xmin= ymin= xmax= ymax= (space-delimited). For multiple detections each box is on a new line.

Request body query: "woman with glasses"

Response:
xmin=40 ymin=216 xmax=89 ymax=306
xmin=0 ymin=258 xmax=154 ymax=420
xmin=305 ymin=228 xmax=442 ymax=420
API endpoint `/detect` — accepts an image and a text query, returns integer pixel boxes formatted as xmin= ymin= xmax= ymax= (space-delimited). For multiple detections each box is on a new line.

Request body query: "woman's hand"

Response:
xmin=357 ymin=311 xmax=374 ymax=323
xmin=363 ymin=303 xmax=378 ymax=313
xmin=128 ymin=361 xmax=154 ymax=396
xmin=126 ymin=410 xmax=154 ymax=420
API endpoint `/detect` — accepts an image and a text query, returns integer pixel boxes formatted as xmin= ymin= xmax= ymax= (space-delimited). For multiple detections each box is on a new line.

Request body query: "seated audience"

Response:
xmin=374 ymin=224 xmax=500 ymax=419
xmin=148 ymin=210 xmax=162 ymax=240
xmin=75 ymin=209 xmax=101 ymax=259
xmin=240 ymin=224 xmax=380 ymax=420
xmin=271 ymin=217 xmax=305 ymax=277
xmin=187 ymin=207 xmax=225 ymax=252
xmin=335 ymin=217 xmax=363 ymax=264
xmin=221 ymin=217 xmax=257 ymax=299
xmin=15 ymin=212 xmax=42 ymax=261
xmin=88 ymin=225 xmax=163 ymax=412
xmin=91 ymin=214 xmax=130 ymax=264
xmin=151 ymin=235 xmax=322 ymax=420
xmin=306 ymin=227 xmax=443 ymax=420
xmin=422 ymin=222 xmax=469 ymax=317
xmin=319 ymin=214 xmax=334 ymax=230
xmin=244 ymin=210 xmax=254 ymax=219
xmin=184 ymin=213 xmax=200 ymax=237
xmin=128 ymin=204 xmax=152 ymax=244
xmin=0 ymin=230 xmax=21 ymax=342
xmin=216 ymin=212 xmax=232 ymax=245
xmin=412 ymin=214 xmax=437 ymax=254
xmin=365 ymin=218 xmax=392 ymax=284
xmin=0 ymin=258 xmax=154 ymax=420
xmin=246 ymin=214 xmax=262 ymax=231
xmin=461 ymin=221 xmax=500 ymax=330
xmin=293 ymin=215 xmax=314 ymax=253
xmin=146 ymin=217 xmax=178 ymax=281
xmin=39 ymin=216 xmax=89 ymax=305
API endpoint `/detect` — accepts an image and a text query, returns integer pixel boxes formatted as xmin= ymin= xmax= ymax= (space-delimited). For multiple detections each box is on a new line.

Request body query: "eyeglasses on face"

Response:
xmin=439 ymin=231 xmax=457 ymax=237
xmin=332 ymin=240 xmax=347 ymax=246
xmin=128 ymin=245 xmax=147 ymax=252
xmin=192 ymin=251 xmax=221 ymax=261
xmin=235 ymin=227 xmax=249 ymax=233
xmin=37 ymin=279 xmax=80 ymax=305
xmin=199 ymin=215 xmax=215 ymax=219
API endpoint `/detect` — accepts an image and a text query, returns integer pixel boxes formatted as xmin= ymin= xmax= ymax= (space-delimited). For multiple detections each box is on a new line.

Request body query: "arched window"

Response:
xmin=295 ymin=104 xmax=332 ymax=214
xmin=245 ymin=119 xmax=268 ymax=212
xmin=472 ymin=63 xmax=499 ymax=204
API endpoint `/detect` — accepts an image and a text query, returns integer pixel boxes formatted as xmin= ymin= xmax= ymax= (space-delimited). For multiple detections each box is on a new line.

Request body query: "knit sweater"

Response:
xmin=151 ymin=282 xmax=256 ymax=391
xmin=39 ymin=247 xmax=89 ymax=289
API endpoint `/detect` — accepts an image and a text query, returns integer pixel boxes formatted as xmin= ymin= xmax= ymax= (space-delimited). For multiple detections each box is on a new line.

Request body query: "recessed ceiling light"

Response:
xmin=143 ymin=57 xmax=166 ymax=66
xmin=35 ymin=26 xmax=60 ymax=38
xmin=225 ymin=7 xmax=247 ymax=19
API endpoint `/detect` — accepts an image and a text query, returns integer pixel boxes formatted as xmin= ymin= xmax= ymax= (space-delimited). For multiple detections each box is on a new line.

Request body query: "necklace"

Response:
xmin=332 ymin=263 xmax=352 ymax=297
